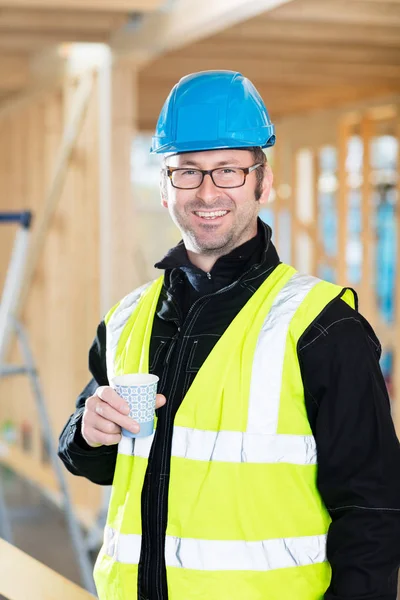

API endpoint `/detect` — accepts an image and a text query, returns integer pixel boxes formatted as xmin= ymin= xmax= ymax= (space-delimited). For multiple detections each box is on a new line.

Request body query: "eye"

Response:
xmin=220 ymin=168 xmax=236 ymax=174
xmin=181 ymin=169 xmax=198 ymax=176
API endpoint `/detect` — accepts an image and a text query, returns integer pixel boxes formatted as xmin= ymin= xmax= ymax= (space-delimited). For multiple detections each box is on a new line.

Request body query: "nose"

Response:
xmin=196 ymin=172 xmax=221 ymax=203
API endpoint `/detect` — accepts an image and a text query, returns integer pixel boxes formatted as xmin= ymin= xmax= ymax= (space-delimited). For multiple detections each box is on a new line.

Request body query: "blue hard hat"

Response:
xmin=150 ymin=70 xmax=275 ymax=154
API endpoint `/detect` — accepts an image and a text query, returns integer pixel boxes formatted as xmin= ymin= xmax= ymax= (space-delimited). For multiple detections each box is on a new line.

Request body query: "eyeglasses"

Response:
xmin=165 ymin=163 xmax=263 ymax=190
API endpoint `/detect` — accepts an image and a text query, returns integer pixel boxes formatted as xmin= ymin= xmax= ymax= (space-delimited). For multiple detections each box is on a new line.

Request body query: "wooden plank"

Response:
xmin=14 ymin=74 xmax=93 ymax=319
xmin=337 ymin=118 xmax=353 ymax=285
xmin=0 ymin=30 xmax=108 ymax=51
xmin=270 ymin=0 xmax=400 ymax=27
xmin=0 ymin=55 xmax=30 ymax=90
xmin=0 ymin=0 xmax=163 ymax=11
xmin=312 ymin=151 xmax=320 ymax=276
xmin=0 ymin=538 xmax=96 ymax=600
xmin=0 ymin=8 xmax=127 ymax=30
xmin=112 ymin=0 xmax=296 ymax=63
xmin=141 ymin=57 xmax=400 ymax=87
xmin=0 ymin=79 xmax=65 ymax=120
xmin=223 ymin=20 xmax=400 ymax=48
xmin=183 ymin=39 xmax=400 ymax=66
xmin=99 ymin=60 xmax=143 ymax=308
xmin=359 ymin=115 xmax=375 ymax=322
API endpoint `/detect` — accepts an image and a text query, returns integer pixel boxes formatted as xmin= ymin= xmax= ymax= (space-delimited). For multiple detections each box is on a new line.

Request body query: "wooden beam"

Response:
xmin=183 ymin=39 xmax=400 ymax=66
xmin=112 ymin=0 xmax=296 ymax=64
xmin=98 ymin=59 xmax=144 ymax=309
xmin=270 ymin=0 xmax=400 ymax=27
xmin=337 ymin=117 xmax=354 ymax=286
xmin=0 ymin=538 xmax=96 ymax=600
xmin=0 ymin=55 xmax=30 ymax=90
xmin=223 ymin=20 xmax=400 ymax=48
xmin=0 ymin=31 xmax=109 ymax=51
xmin=15 ymin=74 xmax=94 ymax=318
xmin=0 ymin=0 xmax=163 ymax=11
xmin=0 ymin=8 xmax=127 ymax=30
xmin=140 ymin=57 xmax=400 ymax=87
xmin=359 ymin=114 xmax=375 ymax=322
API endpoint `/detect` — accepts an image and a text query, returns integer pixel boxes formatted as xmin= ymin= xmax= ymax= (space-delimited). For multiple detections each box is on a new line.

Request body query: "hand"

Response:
xmin=81 ymin=385 xmax=167 ymax=448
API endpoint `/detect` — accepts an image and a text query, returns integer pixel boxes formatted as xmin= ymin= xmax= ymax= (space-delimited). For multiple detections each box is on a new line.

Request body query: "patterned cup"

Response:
xmin=111 ymin=374 xmax=159 ymax=438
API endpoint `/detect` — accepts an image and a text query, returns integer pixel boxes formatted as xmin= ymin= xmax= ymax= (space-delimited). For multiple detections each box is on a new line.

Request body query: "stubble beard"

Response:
xmin=177 ymin=210 xmax=257 ymax=257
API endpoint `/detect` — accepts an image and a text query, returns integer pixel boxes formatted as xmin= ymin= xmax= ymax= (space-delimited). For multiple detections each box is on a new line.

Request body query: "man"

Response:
xmin=59 ymin=71 xmax=400 ymax=600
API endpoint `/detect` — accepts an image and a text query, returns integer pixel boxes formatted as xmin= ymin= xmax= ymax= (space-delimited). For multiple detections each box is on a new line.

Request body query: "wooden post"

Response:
xmin=360 ymin=114 xmax=375 ymax=323
xmin=291 ymin=150 xmax=299 ymax=268
xmin=98 ymin=57 xmax=143 ymax=314
xmin=312 ymin=149 xmax=320 ymax=277
xmin=337 ymin=118 xmax=351 ymax=286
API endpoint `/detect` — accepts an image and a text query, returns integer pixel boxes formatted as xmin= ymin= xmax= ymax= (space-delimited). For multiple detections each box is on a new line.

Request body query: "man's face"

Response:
xmin=161 ymin=149 xmax=272 ymax=256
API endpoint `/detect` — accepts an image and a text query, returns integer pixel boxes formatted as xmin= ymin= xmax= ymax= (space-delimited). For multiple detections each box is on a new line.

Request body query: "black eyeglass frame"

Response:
xmin=165 ymin=163 xmax=263 ymax=190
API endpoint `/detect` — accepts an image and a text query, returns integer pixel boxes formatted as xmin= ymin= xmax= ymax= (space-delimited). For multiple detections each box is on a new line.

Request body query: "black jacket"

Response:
xmin=59 ymin=220 xmax=400 ymax=600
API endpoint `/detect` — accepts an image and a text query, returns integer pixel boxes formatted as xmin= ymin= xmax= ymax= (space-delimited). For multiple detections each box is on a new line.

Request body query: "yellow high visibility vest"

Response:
xmin=94 ymin=263 xmax=355 ymax=600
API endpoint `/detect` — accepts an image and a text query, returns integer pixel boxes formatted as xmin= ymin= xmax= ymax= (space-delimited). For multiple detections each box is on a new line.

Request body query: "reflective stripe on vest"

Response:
xmin=102 ymin=526 xmax=327 ymax=571
xmin=118 ymin=429 xmax=317 ymax=465
xmin=105 ymin=281 xmax=153 ymax=381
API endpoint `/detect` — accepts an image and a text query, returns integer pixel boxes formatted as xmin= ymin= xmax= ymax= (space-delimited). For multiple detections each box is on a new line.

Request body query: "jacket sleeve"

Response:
xmin=58 ymin=320 xmax=118 ymax=485
xmin=299 ymin=299 xmax=400 ymax=600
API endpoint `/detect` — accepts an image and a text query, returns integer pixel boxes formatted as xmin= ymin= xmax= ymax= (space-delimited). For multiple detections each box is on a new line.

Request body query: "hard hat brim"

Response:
xmin=150 ymin=133 xmax=276 ymax=155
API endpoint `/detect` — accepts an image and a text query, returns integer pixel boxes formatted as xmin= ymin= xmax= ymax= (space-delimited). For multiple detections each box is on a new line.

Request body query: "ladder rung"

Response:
xmin=0 ymin=365 xmax=36 ymax=377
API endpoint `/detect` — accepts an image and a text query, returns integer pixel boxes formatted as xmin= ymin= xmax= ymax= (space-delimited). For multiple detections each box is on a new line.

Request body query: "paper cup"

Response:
xmin=111 ymin=374 xmax=159 ymax=438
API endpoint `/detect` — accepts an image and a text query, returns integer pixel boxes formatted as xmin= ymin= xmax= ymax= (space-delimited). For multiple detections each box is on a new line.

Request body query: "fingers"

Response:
xmin=84 ymin=427 xmax=121 ymax=447
xmin=96 ymin=386 xmax=129 ymax=415
xmin=81 ymin=405 xmax=123 ymax=447
xmin=91 ymin=398 xmax=140 ymax=434
xmin=82 ymin=388 xmax=137 ymax=448
xmin=82 ymin=387 xmax=167 ymax=449
xmin=155 ymin=394 xmax=166 ymax=409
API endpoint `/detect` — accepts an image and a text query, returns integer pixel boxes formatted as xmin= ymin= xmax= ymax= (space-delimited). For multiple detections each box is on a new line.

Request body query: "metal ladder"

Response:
xmin=0 ymin=211 xmax=97 ymax=595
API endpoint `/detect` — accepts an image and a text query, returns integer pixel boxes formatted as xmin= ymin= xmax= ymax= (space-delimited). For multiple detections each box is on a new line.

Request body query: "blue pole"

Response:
xmin=0 ymin=212 xmax=32 ymax=228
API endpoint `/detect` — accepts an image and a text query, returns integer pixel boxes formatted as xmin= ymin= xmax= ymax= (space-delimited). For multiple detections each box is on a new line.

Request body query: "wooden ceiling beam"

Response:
xmin=270 ymin=0 xmax=400 ymax=27
xmin=0 ymin=0 xmax=163 ymax=12
xmin=183 ymin=40 xmax=400 ymax=66
xmin=0 ymin=30 xmax=109 ymax=51
xmin=142 ymin=57 xmax=400 ymax=87
xmin=0 ymin=55 xmax=30 ymax=90
xmin=0 ymin=8 xmax=127 ymax=31
xmin=222 ymin=20 xmax=400 ymax=48
xmin=111 ymin=0 xmax=296 ymax=65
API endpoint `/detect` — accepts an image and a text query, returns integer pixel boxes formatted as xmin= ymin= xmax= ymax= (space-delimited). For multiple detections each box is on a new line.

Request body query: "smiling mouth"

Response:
xmin=193 ymin=210 xmax=229 ymax=220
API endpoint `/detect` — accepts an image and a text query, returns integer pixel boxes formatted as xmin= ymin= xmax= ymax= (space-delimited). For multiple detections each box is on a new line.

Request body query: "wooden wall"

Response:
xmin=0 ymin=77 xmax=103 ymax=524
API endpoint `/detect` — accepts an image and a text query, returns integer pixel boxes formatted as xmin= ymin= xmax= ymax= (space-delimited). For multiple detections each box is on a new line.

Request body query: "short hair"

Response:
xmin=249 ymin=147 xmax=267 ymax=200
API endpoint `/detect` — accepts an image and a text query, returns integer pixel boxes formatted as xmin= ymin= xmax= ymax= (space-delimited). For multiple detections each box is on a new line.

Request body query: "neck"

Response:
xmin=185 ymin=223 xmax=260 ymax=273
xmin=186 ymin=251 xmax=220 ymax=273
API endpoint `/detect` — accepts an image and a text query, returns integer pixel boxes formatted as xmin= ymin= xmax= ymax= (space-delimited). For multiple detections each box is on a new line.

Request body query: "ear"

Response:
xmin=258 ymin=164 xmax=273 ymax=207
xmin=159 ymin=176 xmax=168 ymax=209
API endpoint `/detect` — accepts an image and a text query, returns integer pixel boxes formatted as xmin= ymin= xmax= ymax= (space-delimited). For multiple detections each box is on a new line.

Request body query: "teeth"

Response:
xmin=195 ymin=211 xmax=228 ymax=219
